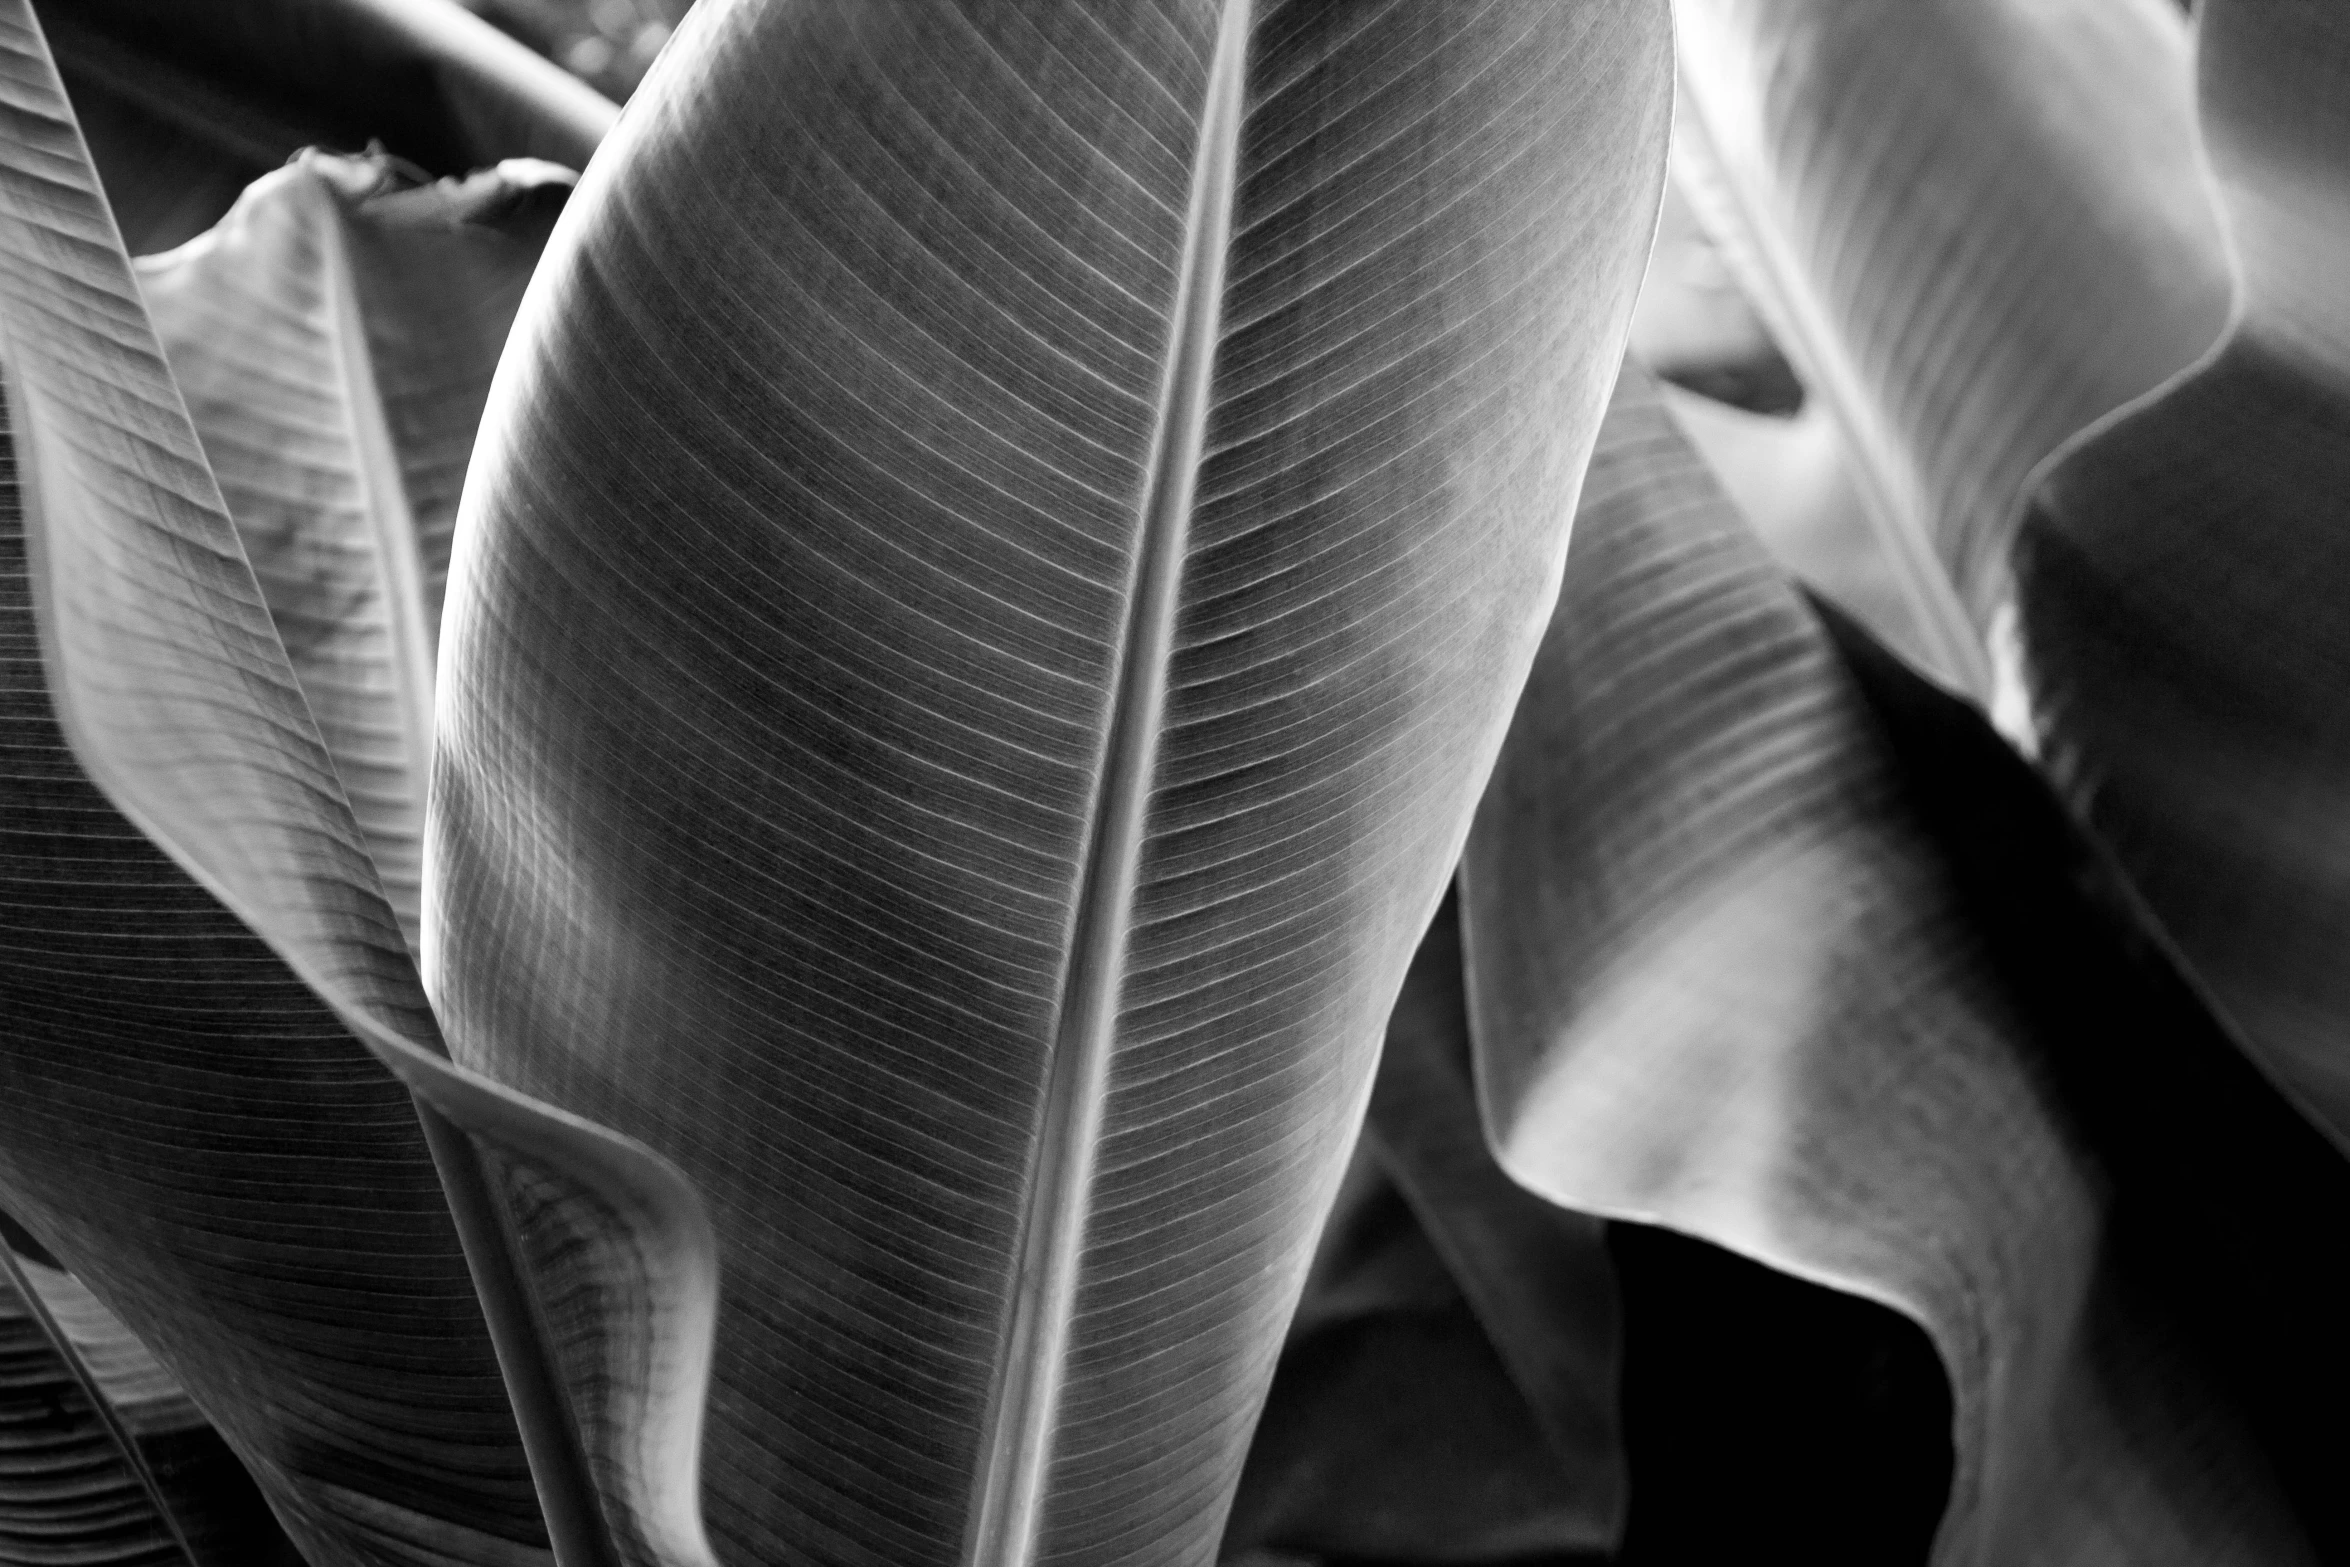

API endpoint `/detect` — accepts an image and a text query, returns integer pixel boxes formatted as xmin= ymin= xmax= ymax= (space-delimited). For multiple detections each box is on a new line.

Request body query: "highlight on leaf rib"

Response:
xmin=427 ymin=2 xmax=1673 ymax=1561
xmin=139 ymin=148 xmax=574 ymax=957
xmin=2012 ymin=0 xmax=2350 ymax=1143
xmin=1670 ymin=0 xmax=2232 ymax=696
xmin=42 ymin=0 xmax=614 ymax=254
xmin=1460 ymin=364 xmax=2319 ymax=1564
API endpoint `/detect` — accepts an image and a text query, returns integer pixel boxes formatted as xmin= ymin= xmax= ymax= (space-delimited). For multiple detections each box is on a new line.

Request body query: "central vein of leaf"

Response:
xmin=964 ymin=6 xmax=1253 ymax=1565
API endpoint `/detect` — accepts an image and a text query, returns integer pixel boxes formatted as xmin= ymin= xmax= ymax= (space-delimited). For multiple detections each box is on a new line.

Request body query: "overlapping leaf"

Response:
xmin=1223 ymin=903 xmax=1623 ymax=1564
xmin=0 ymin=7 xmax=728 ymax=1564
xmin=1670 ymin=0 xmax=2232 ymax=694
xmin=0 ymin=4 xmax=549 ymax=1558
xmin=42 ymin=0 xmax=612 ymax=254
xmin=427 ymin=2 xmax=1673 ymax=1560
xmin=2013 ymin=0 xmax=2350 ymax=1138
xmin=140 ymin=149 xmax=572 ymax=953
xmin=0 ymin=1248 xmax=198 ymax=1566
xmin=1459 ymin=364 xmax=2334 ymax=1562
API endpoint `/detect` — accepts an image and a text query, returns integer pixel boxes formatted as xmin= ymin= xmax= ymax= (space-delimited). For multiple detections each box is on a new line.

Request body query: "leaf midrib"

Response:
xmin=962 ymin=7 xmax=1254 ymax=1565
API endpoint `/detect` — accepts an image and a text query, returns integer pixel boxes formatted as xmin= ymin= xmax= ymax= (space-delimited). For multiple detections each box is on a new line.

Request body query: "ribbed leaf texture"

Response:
xmin=140 ymin=150 xmax=572 ymax=954
xmin=427 ymin=2 xmax=1673 ymax=1562
xmin=2014 ymin=0 xmax=2350 ymax=1139
xmin=40 ymin=0 xmax=613 ymax=254
xmin=1670 ymin=0 xmax=2231 ymax=691
xmin=0 ymin=1251 xmax=193 ymax=1567
xmin=1460 ymin=364 xmax=2330 ymax=1563
xmin=0 ymin=7 xmax=562 ymax=1560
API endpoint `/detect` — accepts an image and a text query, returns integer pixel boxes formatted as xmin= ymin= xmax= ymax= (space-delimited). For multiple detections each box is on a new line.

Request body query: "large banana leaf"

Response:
xmin=139 ymin=150 xmax=573 ymax=954
xmin=427 ymin=2 xmax=1673 ymax=1561
xmin=2011 ymin=0 xmax=2350 ymax=1138
xmin=1460 ymin=364 xmax=2329 ymax=1562
xmin=1670 ymin=0 xmax=2231 ymax=694
xmin=0 ymin=4 xmax=543 ymax=1557
xmin=0 ymin=8 xmax=727 ymax=1564
xmin=44 ymin=0 xmax=613 ymax=255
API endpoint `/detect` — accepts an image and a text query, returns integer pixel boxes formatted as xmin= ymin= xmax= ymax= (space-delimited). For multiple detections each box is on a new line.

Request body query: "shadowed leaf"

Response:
xmin=2012 ymin=0 xmax=2350 ymax=1139
xmin=1220 ymin=1126 xmax=1611 ymax=1567
xmin=1670 ymin=0 xmax=2231 ymax=695
xmin=44 ymin=0 xmax=612 ymax=254
xmin=1459 ymin=365 xmax=2317 ymax=1563
xmin=138 ymin=149 xmax=572 ymax=954
xmin=1222 ymin=909 xmax=1624 ymax=1565
xmin=427 ymin=2 xmax=1673 ymax=1561
xmin=1 ymin=1249 xmax=305 ymax=1567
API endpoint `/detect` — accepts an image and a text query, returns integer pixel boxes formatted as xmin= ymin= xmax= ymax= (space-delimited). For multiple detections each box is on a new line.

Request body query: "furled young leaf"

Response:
xmin=138 ymin=149 xmax=573 ymax=955
xmin=43 ymin=0 xmax=613 ymax=254
xmin=427 ymin=2 xmax=1673 ymax=1561
xmin=2012 ymin=0 xmax=2350 ymax=1139
xmin=1460 ymin=364 xmax=2319 ymax=1563
xmin=1670 ymin=0 xmax=2232 ymax=693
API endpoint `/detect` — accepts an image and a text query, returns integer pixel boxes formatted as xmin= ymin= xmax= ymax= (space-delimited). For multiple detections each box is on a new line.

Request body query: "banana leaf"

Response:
xmin=0 ymin=7 xmax=721 ymax=1563
xmin=426 ymin=2 xmax=1674 ymax=1561
xmin=1224 ymin=902 xmax=1624 ymax=1563
xmin=43 ymin=0 xmax=613 ymax=254
xmin=1460 ymin=363 xmax=2330 ymax=1562
xmin=0 ymin=1245 xmax=304 ymax=1566
xmin=1670 ymin=0 xmax=2231 ymax=695
xmin=139 ymin=149 xmax=572 ymax=955
xmin=2011 ymin=0 xmax=2350 ymax=1140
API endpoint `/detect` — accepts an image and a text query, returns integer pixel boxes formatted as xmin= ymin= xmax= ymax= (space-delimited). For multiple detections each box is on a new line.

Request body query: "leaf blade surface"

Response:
xmin=2013 ymin=0 xmax=2350 ymax=1137
xmin=1462 ymin=364 xmax=2320 ymax=1564
xmin=429 ymin=3 xmax=1673 ymax=1561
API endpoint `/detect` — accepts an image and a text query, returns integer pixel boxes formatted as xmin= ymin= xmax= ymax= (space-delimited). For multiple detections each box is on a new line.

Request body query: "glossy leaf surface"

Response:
xmin=429 ymin=2 xmax=1673 ymax=1561
xmin=140 ymin=150 xmax=572 ymax=953
xmin=1460 ymin=366 xmax=2318 ymax=1563
xmin=45 ymin=0 xmax=613 ymax=253
xmin=0 ymin=8 xmax=574 ymax=1561
xmin=1671 ymin=0 xmax=2230 ymax=690
xmin=2014 ymin=0 xmax=2350 ymax=1137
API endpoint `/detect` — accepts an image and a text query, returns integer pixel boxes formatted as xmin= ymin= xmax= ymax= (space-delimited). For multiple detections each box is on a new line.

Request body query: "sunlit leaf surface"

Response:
xmin=1671 ymin=0 xmax=2231 ymax=692
xmin=140 ymin=150 xmax=571 ymax=954
xmin=2014 ymin=0 xmax=2350 ymax=1139
xmin=429 ymin=2 xmax=1673 ymax=1560
xmin=1461 ymin=365 xmax=2322 ymax=1564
